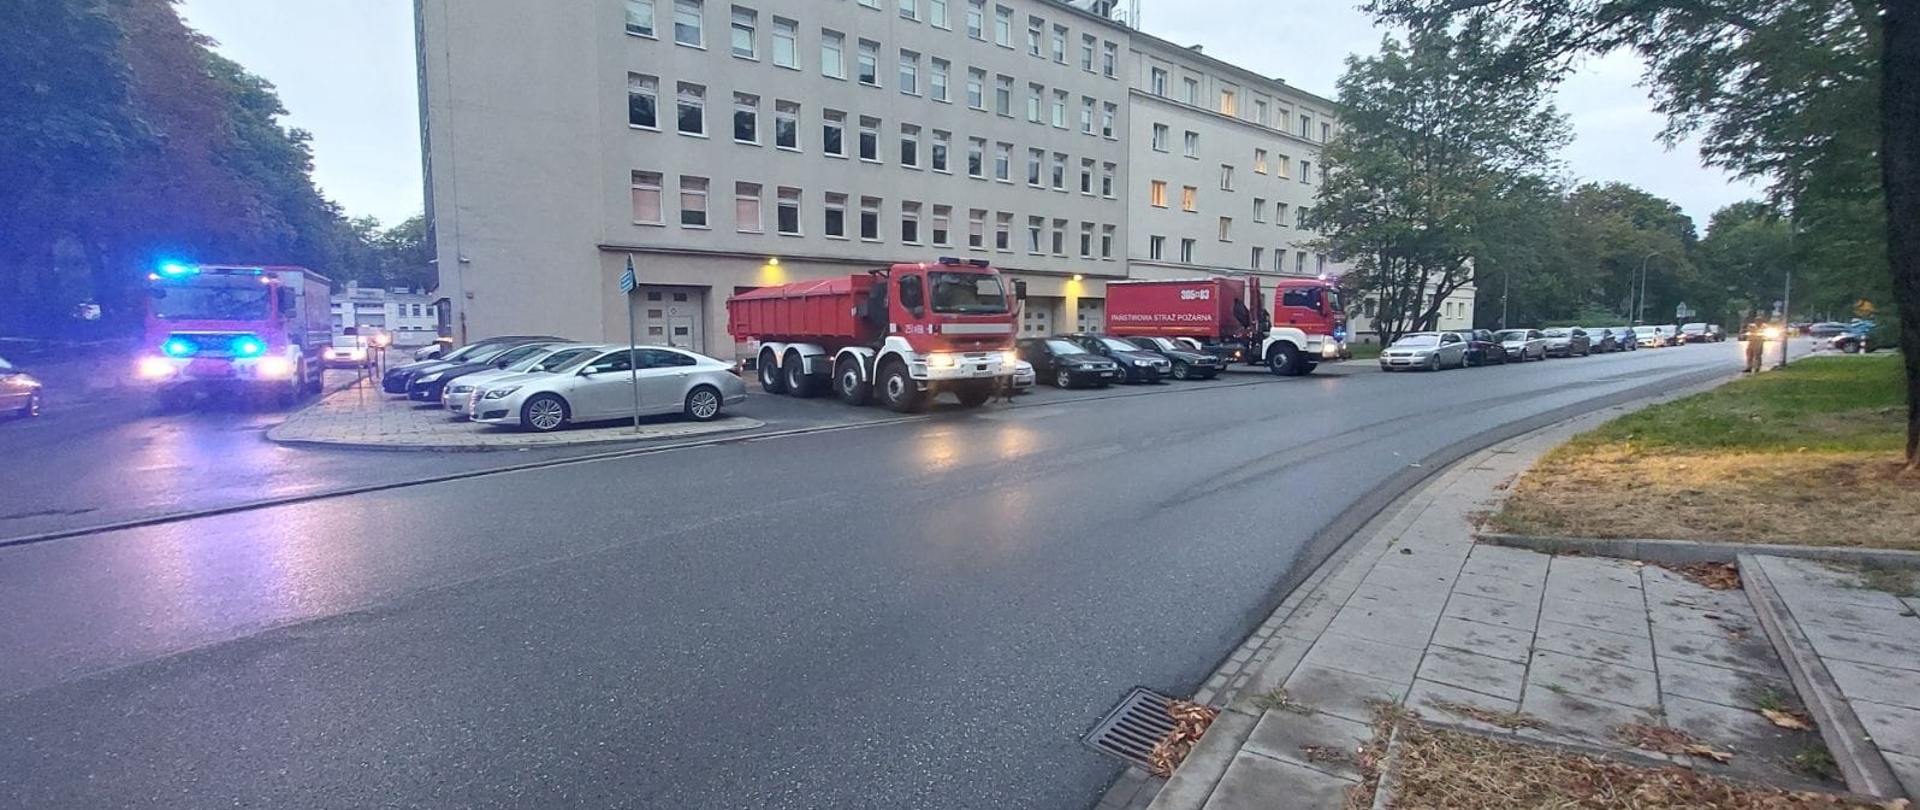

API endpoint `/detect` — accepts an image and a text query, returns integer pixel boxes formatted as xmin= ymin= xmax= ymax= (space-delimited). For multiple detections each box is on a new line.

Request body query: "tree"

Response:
xmin=1699 ymin=201 xmax=1792 ymax=322
xmin=1307 ymin=17 xmax=1570 ymax=344
xmin=1363 ymin=0 xmax=1920 ymax=470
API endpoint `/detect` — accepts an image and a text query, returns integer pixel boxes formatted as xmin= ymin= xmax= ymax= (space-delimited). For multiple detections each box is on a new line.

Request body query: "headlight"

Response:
xmin=483 ymin=386 xmax=521 ymax=399
xmin=999 ymin=350 xmax=1019 ymax=366
xmin=1763 ymin=327 xmax=1783 ymax=340
xmin=448 ymin=385 xmax=473 ymax=394
xmin=256 ymin=356 xmax=295 ymax=379
xmin=927 ymin=353 xmax=957 ymax=368
xmin=1133 ymin=359 xmax=1152 ymax=367
xmin=138 ymin=356 xmax=176 ymax=379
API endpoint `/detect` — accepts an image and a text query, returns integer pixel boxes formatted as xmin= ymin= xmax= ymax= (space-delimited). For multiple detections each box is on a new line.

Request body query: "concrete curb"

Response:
xmin=1478 ymin=533 xmax=1920 ymax=570
xmin=1142 ymin=711 xmax=1259 ymax=810
xmin=1740 ymin=553 xmax=1906 ymax=799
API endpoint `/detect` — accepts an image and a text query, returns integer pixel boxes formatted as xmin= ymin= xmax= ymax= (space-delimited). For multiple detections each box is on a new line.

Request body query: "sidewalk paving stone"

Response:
xmin=1282 ymin=664 xmax=1407 ymax=724
xmin=1825 ymin=660 xmax=1920 ymax=711
xmin=1457 ymin=543 xmax=1552 ymax=583
xmin=1526 ymin=649 xmax=1660 ymax=708
xmin=1654 ymin=655 xmax=1793 ymax=709
xmin=1851 ymin=700 xmax=1920 ymax=757
xmin=1300 ymin=634 xmax=1425 ymax=686
xmin=1533 ymin=619 xmax=1657 ymax=672
xmin=1540 ymin=596 xmax=1653 ymax=638
xmin=1417 ymin=645 xmax=1528 ymax=701
xmin=1651 ymin=625 xmax=1784 ymax=676
xmin=1199 ymin=753 xmax=1353 ymax=810
xmin=1241 ymin=709 xmax=1373 ymax=781
xmin=1440 ymin=591 xmax=1538 ymax=631
xmin=1320 ymin=603 xmax=1441 ymax=651
xmin=1451 ymin=570 xmax=1545 ymax=605
xmin=1517 ymin=689 xmax=1659 ymax=747
xmin=1428 ymin=616 xmax=1532 ymax=664
xmin=1406 ymin=677 xmax=1519 ymax=724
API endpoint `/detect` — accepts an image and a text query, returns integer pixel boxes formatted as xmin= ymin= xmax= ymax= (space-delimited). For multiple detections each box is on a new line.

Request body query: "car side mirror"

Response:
xmin=578 ymin=367 xmax=597 ymax=376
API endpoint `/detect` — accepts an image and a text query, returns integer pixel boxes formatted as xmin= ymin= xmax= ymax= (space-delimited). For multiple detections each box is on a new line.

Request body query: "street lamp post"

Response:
xmin=1634 ymin=251 xmax=1662 ymax=325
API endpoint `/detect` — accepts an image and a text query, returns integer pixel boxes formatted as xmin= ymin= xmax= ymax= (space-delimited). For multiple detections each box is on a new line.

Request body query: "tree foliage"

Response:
xmin=1307 ymin=17 xmax=1570 ymax=343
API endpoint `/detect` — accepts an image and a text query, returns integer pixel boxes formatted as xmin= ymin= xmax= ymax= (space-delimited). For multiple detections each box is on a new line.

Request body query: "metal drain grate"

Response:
xmin=1083 ymin=687 xmax=1177 ymax=768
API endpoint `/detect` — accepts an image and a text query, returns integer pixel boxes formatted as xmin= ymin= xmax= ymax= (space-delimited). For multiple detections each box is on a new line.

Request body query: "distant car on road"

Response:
xmin=1380 ymin=332 xmax=1469 ymax=371
xmin=1580 ymin=327 xmax=1618 ymax=353
xmin=1494 ymin=329 xmax=1548 ymax=362
xmin=471 ymin=346 xmax=745 ymax=432
xmin=1679 ymin=323 xmax=1714 ymax=344
xmin=1123 ymin=336 xmax=1224 ymax=380
xmin=445 ymin=344 xmax=605 ymax=416
xmin=1632 ymin=326 xmax=1666 ymax=348
xmin=1448 ymin=330 xmax=1506 ymax=366
xmin=324 ymin=336 xmax=374 ymax=369
xmin=0 ymin=356 xmax=44 ymax=419
xmin=1807 ymin=322 xmax=1849 ymax=339
xmin=1059 ymin=334 xmax=1171 ymax=384
xmin=1541 ymin=328 xmax=1592 ymax=358
xmin=1015 ymin=338 xmax=1119 ymax=389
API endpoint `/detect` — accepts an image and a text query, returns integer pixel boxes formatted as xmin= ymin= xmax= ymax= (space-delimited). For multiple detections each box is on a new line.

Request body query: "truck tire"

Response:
xmin=757 ymin=349 xmax=786 ymax=394
xmin=836 ymin=356 xmax=872 ymax=405
xmin=278 ymin=361 xmax=307 ymax=407
xmin=877 ymin=360 xmax=923 ymax=413
xmin=1300 ymin=362 xmax=1318 ymax=375
xmin=306 ymin=359 xmax=325 ymax=393
xmin=784 ymin=351 xmax=820 ymax=398
xmin=955 ymin=383 xmax=991 ymax=407
xmin=1267 ymin=344 xmax=1303 ymax=376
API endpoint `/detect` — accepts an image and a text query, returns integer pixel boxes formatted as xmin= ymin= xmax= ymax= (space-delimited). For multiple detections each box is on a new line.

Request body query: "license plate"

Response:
xmin=1099 ymin=372 xmax=1115 ymax=379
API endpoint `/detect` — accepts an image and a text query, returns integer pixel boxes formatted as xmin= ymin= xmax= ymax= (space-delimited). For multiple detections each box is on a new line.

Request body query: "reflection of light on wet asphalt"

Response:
xmin=131 ymin=502 xmax=389 ymax=631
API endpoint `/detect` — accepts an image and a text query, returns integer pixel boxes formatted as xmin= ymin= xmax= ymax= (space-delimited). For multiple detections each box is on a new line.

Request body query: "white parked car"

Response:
xmin=444 ymin=343 xmax=605 ymax=417
xmin=1632 ymin=325 xmax=1666 ymax=348
xmin=470 ymin=345 xmax=747 ymax=432
xmin=1380 ymin=332 xmax=1469 ymax=371
xmin=1494 ymin=329 xmax=1549 ymax=362
xmin=323 ymin=336 xmax=372 ymax=369
xmin=1012 ymin=360 xmax=1035 ymax=393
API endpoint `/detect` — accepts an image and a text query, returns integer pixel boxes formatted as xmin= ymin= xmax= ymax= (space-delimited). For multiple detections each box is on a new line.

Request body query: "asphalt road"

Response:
xmin=0 ymin=343 xmax=1746 ymax=810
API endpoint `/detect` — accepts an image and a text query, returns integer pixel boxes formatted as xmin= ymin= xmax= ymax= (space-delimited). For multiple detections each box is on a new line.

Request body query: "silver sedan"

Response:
xmin=1494 ymin=329 xmax=1549 ymax=362
xmin=1379 ymin=332 xmax=1469 ymax=371
xmin=471 ymin=346 xmax=747 ymax=432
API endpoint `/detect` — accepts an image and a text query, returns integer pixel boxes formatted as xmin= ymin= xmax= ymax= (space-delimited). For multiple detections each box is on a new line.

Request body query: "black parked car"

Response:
xmin=1580 ymin=327 xmax=1618 ymax=353
xmin=1015 ymin=338 xmax=1121 ymax=388
xmin=1123 ymin=336 xmax=1224 ymax=380
xmin=406 ymin=340 xmax=574 ymax=405
xmin=382 ymin=335 xmax=562 ymax=394
xmin=1449 ymin=330 xmax=1506 ymax=366
xmin=1059 ymin=334 xmax=1173 ymax=383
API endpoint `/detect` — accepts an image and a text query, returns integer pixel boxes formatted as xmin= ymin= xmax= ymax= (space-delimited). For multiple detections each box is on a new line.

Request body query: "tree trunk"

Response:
xmin=1885 ymin=0 xmax=1920 ymax=471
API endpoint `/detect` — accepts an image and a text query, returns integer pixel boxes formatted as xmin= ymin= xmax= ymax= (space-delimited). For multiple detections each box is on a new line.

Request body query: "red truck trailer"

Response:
xmin=1105 ymin=276 xmax=1348 ymax=375
xmin=727 ymin=257 xmax=1019 ymax=412
xmin=136 ymin=262 xmax=332 ymax=405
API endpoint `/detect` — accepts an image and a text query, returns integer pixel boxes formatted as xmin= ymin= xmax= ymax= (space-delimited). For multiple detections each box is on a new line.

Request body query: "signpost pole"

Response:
xmin=1780 ymin=272 xmax=1792 ymax=368
xmin=621 ymin=256 xmax=641 ymax=432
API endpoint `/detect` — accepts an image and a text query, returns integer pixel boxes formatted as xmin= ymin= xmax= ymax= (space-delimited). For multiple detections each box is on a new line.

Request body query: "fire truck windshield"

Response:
xmin=928 ymin=271 xmax=1009 ymax=314
xmin=151 ymin=280 xmax=271 ymax=320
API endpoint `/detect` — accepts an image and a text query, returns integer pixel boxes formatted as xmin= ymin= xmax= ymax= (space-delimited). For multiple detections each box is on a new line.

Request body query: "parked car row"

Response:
xmin=1381 ymin=325 xmax=1653 ymax=372
xmin=1014 ymin=333 xmax=1227 ymax=389
xmin=380 ymin=335 xmax=747 ymax=432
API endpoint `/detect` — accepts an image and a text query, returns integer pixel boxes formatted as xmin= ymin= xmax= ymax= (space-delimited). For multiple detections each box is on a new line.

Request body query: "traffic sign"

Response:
xmin=1855 ymin=299 xmax=1875 ymax=318
xmin=1674 ymin=301 xmax=1693 ymax=319
xmin=619 ymin=267 xmax=636 ymax=294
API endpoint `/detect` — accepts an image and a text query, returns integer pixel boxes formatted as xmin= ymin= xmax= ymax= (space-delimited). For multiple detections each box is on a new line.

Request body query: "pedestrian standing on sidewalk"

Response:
xmin=1744 ymin=319 xmax=1766 ymax=373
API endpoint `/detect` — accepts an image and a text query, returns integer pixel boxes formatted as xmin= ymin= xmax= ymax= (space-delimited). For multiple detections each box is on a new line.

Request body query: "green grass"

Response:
xmin=1561 ymin=356 xmax=1907 ymax=455
xmin=1348 ymin=343 xmax=1384 ymax=361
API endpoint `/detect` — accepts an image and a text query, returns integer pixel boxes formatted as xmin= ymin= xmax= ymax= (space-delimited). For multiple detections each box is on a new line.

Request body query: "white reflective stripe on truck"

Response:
xmin=939 ymin=323 xmax=1014 ymax=335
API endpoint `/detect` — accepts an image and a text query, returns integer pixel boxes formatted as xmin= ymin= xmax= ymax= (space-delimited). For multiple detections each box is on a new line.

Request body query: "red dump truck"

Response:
xmin=727 ymin=258 xmax=1020 ymax=412
xmin=1105 ymin=276 xmax=1348 ymax=375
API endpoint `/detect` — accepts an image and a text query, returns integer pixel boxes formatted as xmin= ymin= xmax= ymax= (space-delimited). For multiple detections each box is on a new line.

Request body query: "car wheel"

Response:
xmin=521 ymin=393 xmax=569 ymax=432
xmin=1842 ymin=341 xmax=1860 ymax=354
xmin=836 ymin=356 xmax=872 ymax=405
xmin=20 ymin=391 xmax=42 ymax=418
xmin=1171 ymin=361 xmax=1191 ymax=380
xmin=1425 ymin=355 xmax=1442 ymax=372
xmin=877 ymin=360 xmax=923 ymax=413
xmin=1267 ymin=344 xmax=1303 ymax=376
xmin=757 ymin=349 xmax=786 ymax=395
xmin=1055 ymin=369 xmax=1073 ymax=388
xmin=683 ymin=385 xmax=723 ymax=422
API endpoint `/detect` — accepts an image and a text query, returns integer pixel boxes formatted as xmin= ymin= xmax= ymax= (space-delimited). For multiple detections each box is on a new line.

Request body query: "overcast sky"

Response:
xmin=178 ymin=0 xmax=1764 ymax=231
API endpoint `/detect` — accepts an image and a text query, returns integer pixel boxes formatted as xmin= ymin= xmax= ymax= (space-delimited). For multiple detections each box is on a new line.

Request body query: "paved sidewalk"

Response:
xmin=1138 ymin=409 xmax=1848 ymax=810
xmin=267 ymin=379 xmax=762 ymax=450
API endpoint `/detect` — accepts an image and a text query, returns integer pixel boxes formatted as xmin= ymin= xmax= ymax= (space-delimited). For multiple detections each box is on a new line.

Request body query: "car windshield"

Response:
xmin=488 ymin=344 xmax=553 ymax=367
xmin=1043 ymin=339 xmax=1085 ymax=355
xmin=150 ymin=279 xmax=272 ymax=320
xmin=1135 ymin=337 xmax=1174 ymax=351
xmin=1542 ymin=328 xmax=1570 ymax=337
xmin=1494 ymin=330 xmax=1528 ymax=342
xmin=928 ymin=271 xmax=1009 ymax=314
xmin=527 ymin=347 xmax=596 ymax=372
xmin=1098 ymin=337 xmax=1139 ymax=353
xmin=1393 ymin=334 xmax=1439 ymax=347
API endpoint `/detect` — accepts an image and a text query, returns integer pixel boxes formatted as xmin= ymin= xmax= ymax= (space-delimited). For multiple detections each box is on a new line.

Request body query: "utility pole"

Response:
xmin=1500 ymin=266 xmax=1510 ymax=330
xmin=1635 ymin=251 xmax=1661 ymax=325
xmin=1780 ymin=271 xmax=1792 ymax=368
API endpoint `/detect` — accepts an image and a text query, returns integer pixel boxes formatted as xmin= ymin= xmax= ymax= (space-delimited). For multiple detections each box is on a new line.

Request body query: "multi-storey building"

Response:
xmin=330 ymin=281 xmax=441 ymax=347
xmin=415 ymin=0 xmax=1468 ymax=355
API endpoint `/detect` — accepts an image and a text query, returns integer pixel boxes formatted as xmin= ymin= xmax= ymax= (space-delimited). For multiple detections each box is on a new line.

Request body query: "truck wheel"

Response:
xmin=836 ymin=357 xmax=873 ymax=405
xmin=955 ymin=384 xmax=991 ymax=407
xmin=1171 ymin=361 xmax=1191 ymax=380
xmin=877 ymin=361 xmax=923 ymax=413
xmin=757 ymin=349 xmax=786 ymax=394
xmin=1267 ymin=344 xmax=1303 ymax=376
xmin=1300 ymin=362 xmax=1318 ymax=375
xmin=306 ymin=359 xmax=325 ymax=393
xmin=278 ymin=362 xmax=306 ymax=407
xmin=683 ymin=385 xmax=723 ymax=422
xmin=784 ymin=351 xmax=820 ymax=398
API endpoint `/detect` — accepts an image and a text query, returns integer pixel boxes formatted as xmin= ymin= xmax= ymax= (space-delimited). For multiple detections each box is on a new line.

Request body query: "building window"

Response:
xmin=995 ymin=74 xmax=1013 ymax=116
xmin=1026 ymin=215 xmax=1043 ymax=253
xmin=1026 ymin=83 xmax=1042 ymax=123
xmin=931 ymin=205 xmax=952 ymax=246
xmin=993 ymin=5 xmax=1012 ymax=47
xmin=931 ymin=0 xmax=949 ymax=28
xmin=968 ymin=208 xmax=986 ymax=248
xmin=1080 ymin=96 xmax=1095 ymax=134
xmin=824 ymin=192 xmax=847 ymax=237
xmin=774 ymin=101 xmax=799 ymax=149
xmin=1150 ymin=67 xmax=1168 ymax=96
xmin=966 ymin=0 xmax=984 ymax=39
xmin=858 ymin=116 xmax=880 ymax=161
xmin=1100 ymin=162 xmax=1115 ymax=198
xmin=772 ymin=17 xmax=797 ymax=67
xmin=1179 ymin=238 xmax=1195 ymax=263
xmin=1079 ymin=158 xmax=1094 ymax=194
xmin=860 ymin=196 xmax=881 ymax=240
xmin=625 ymin=0 xmax=655 ymax=37
xmin=1254 ymin=99 xmax=1268 ymax=126
xmin=1079 ymin=221 xmax=1094 ymax=257
xmin=1026 ymin=15 xmax=1043 ymax=56
xmin=1181 ymin=185 xmax=1197 ymax=212
xmin=967 ymin=137 xmax=985 ymax=177
xmin=627 ymin=73 xmax=658 ymax=129
xmin=1296 ymin=251 xmax=1306 ymax=273
xmin=673 ymin=0 xmax=703 ymax=46
xmin=734 ymin=182 xmax=762 ymax=232
xmin=730 ymin=6 xmax=755 ymax=58
xmin=676 ymin=82 xmax=705 ymax=135
xmin=1277 ymin=154 xmax=1291 ymax=179
xmin=1318 ymin=254 xmax=1328 ymax=273
xmin=679 ymin=175 xmax=709 ymax=227
xmin=732 ymin=92 xmax=758 ymax=143
xmin=857 ymin=39 xmax=880 ymax=86
xmin=1101 ymin=103 xmax=1116 ymax=138
xmin=1182 ymin=77 xmax=1199 ymax=104
xmin=821 ymin=30 xmax=845 ymax=79
xmin=1251 ymin=247 xmax=1264 ymax=269
xmin=1051 ymin=25 xmax=1067 ymax=62
xmin=967 ymin=68 xmax=985 ymax=109
xmin=1100 ymin=225 xmax=1115 ymax=259
xmin=929 ymin=58 xmax=949 ymax=101
xmin=822 ymin=109 xmax=846 ymax=156
xmin=1149 ymin=235 xmax=1165 ymax=260
xmin=1220 ymin=164 xmax=1233 ymax=190
xmin=1081 ymin=34 xmax=1096 ymax=71
xmin=931 ymin=130 xmax=949 ymax=171
xmin=1050 ymin=218 xmax=1067 ymax=255
xmin=1254 ymin=149 xmax=1268 ymax=174
xmin=899 ymin=50 xmax=920 ymax=95
xmin=859 ymin=0 xmax=878 ymax=7
xmin=1151 ymin=124 xmax=1168 ymax=151
xmin=994 ymin=142 xmax=1011 ymax=180
xmin=1183 ymin=131 xmax=1199 ymax=158
xmin=1275 ymin=248 xmax=1286 ymax=272
xmin=899 ymin=124 xmax=919 ymax=167
xmin=630 ymin=171 xmax=663 ymax=224
xmin=1300 ymin=114 xmax=1314 ymax=139
xmin=1253 ymin=197 xmax=1266 ymax=222
xmin=1322 ymin=122 xmax=1333 ymax=142
xmin=995 ymin=212 xmax=1013 ymax=251
xmin=1149 ymin=180 xmax=1167 ymax=208
xmin=1220 ymin=89 xmax=1236 ymax=116
xmin=1101 ymin=41 xmax=1117 ymax=77
xmin=1296 ymin=206 xmax=1308 ymax=228
xmin=1026 ymin=148 xmax=1043 ymax=186
xmin=1050 ymin=152 xmax=1066 ymax=189
xmin=1218 ymin=216 xmax=1232 ymax=241
xmin=1050 ymin=90 xmax=1067 ymax=128
xmin=901 ymin=201 xmax=922 ymax=243
xmin=899 ymin=0 xmax=917 ymax=20
xmin=1300 ymin=160 xmax=1312 ymax=184
xmin=1275 ymin=202 xmax=1289 ymax=226
xmin=776 ymin=187 xmax=801 ymax=235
